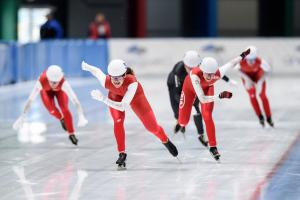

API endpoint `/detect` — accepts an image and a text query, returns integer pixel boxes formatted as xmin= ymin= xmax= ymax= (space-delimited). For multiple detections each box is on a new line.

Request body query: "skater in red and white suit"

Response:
xmin=81 ymin=60 xmax=178 ymax=166
xmin=13 ymin=65 xmax=88 ymax=145
xmin=235 ymin=46 xmax=274 ymax=127
xmin=178 ymin=49 xmax=251 ymax=161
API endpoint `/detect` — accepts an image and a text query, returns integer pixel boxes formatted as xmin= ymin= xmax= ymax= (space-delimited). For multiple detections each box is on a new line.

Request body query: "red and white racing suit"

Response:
xmin=178 ymin=56 xmax=242 ymax=147
xmin=237 ymin=58 xmax=272 ymax=118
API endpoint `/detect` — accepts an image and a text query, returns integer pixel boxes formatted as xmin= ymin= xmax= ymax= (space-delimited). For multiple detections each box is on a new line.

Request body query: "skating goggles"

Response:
xmin=110 ymin=75 xmax=125 ymax=82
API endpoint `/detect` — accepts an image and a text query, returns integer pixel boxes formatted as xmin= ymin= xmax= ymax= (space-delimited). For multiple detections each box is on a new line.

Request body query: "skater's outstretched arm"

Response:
xmin=219 ymin=49 xmax=251 ymax=77
xmin=190 ymin=75 xmax=219 ymax=103
xmin=21 ymin=81 xmax=42 ymax=115
xmin=90 ymin=82 xmax=138 ymax=112
xmin=219 ymin=56 xmax=243 ymax=78
xmin=61 ymin=81 xmax=88 ymax=127
xmin=13 ymin=81 xmax=42 ymax=130
xmin=81 ymin=61 xmax=106 ymax=87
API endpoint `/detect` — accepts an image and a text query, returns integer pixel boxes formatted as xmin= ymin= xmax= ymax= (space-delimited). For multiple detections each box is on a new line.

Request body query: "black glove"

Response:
xmin=240 ymin=48 xmax=251 ymax=59
xmin=219 ymin=91 xmax=233 ymax=99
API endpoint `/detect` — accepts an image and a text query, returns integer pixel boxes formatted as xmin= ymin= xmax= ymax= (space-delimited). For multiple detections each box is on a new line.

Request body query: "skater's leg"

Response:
xmin=167 ymin=76 xmax=180 ymax=120
xmin=109 ymin=108 xmax=126 ymax=153
xmin=247 ymin=87 xmax=262 ymax=117
xmin=56 ymin=91 xmax=74 ymax=135
xmin=193 ymin=98 xmax=208 ymax=147
xmin=40 ymin=90 xmax=62 ymax=119
xmin=134 ymin=108 xmax=178 ymax=157
xmin=258 ymin=81 xmax=272 ymax=118
xmin=201 ymin=102 xmax=216 ymax=147
xmin=178 ymin=79 xmax=196 ymax=127
xmin=137 ymin=110 xmax=168 ymax=143
xmin=167 ymin=82 xmax=184 ymax=133
xmin=258 ymin=81 xmax=274 ymax=126
xmin=246 ymin=86 xmax=265 ymax=126
xmin=193 ymin=98 xmax=204 ymax=135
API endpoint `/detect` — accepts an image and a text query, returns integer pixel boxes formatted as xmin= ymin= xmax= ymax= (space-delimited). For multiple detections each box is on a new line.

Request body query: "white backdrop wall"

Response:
xmin=109 ymin=38 xmax=300 ymax=76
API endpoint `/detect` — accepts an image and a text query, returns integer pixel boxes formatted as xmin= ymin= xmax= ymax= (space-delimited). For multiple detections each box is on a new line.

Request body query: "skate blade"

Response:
xmin=214 ymin=156 xmax=221 ymax=163
xmin=176 ymin=157 xmax=182 ymax=164
xmin=117 ymin=165 xmax=127 ymax=171
xmin=201 ymin=142 xmax=209 ymax=149
xmin=209 ymin=152 xmax=221 ymax=163
xmin=182 ymin=133 xmax=186 ymax=140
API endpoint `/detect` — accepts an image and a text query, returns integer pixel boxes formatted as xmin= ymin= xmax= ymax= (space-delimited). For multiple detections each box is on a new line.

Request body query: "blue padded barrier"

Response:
xmin=0 ymin=39 xmax=109 ymax=85
xmin=0 ymin=42 xmax=17 ymax=85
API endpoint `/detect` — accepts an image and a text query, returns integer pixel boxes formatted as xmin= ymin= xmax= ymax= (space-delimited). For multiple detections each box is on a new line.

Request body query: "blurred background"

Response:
xmin=0 ymin=0 xmax=299 ymax=40
xmin=0 ymin=0 xmax=299 ymax=85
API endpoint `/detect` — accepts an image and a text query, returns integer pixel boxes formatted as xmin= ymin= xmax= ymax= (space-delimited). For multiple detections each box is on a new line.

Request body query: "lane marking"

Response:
xmin=249 ymin=131 xmax=300 ymax=200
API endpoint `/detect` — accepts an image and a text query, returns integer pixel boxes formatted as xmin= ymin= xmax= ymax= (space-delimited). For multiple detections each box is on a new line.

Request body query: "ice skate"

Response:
xmin=209 ymin=147 xmax=220 ymax=162
xmin=198 ymin=134 xmax=208 ymax=148
xmin=266 ymin=117 xmax=274 ymax=127
xmin=258 ymin=115 xmax=265 ymax=127
xmin=163 ymin=139 xmax=178 ymax=157
xmin=174 ymin=123 xmax=185 ymax=133
xmin=174 ymin=123 xmax=181 ymax=133
xmin=116 ymin=153 xmax=127 ymax=170
xmin=69 ymin=134 xmax=78 ymax=145
xmin=60 ymin=118 xmax=67 ymax=131
xmin=174 ymin=124 xmax=186 ymax=139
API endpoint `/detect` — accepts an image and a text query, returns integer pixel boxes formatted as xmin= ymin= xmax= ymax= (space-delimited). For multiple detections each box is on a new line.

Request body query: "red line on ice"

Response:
xmin=249 ymin=131 xmax=300 ymax=200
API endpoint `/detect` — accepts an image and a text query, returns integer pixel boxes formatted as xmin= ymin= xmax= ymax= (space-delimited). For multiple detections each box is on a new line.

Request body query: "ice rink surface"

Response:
xmin=0 ymin=73 xmax=299 ymax=200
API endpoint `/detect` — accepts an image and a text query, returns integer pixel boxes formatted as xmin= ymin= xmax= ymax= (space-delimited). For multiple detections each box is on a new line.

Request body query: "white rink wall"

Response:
xmin=109 ymin=38 xmax=300 ymax=76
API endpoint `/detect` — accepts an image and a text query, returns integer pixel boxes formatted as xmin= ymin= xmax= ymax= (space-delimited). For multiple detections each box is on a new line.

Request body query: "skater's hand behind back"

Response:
xmin=91 ymin=89 xmax=104 ymax=102
xmin=13 ymin=114 xmax=25 ymax=130
xmin=229 ymin=79 xmax=238 ymax=87
xmin=81 ymin=61 xmax=92 ymax=71
xmin=78 ymin=114 xmax=88 ymax=127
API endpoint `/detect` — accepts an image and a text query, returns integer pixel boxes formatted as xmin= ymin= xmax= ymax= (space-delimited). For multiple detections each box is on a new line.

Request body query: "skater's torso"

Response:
xmin=181 ymin=67 xmax=219 ymax=97
xmin=168 ymin=61 xmax=187 ymax=87
xmin=39 ymin=71 xmax=65 ymax=92
xmin=105 ymin=74 xmax=152 ymax=115
xmin=239 ymin=58 xmax=264 ymax=82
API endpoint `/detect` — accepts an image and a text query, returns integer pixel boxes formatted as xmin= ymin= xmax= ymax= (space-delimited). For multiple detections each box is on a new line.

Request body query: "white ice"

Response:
xmin=0 ymin=72 xmax=299 ymax=200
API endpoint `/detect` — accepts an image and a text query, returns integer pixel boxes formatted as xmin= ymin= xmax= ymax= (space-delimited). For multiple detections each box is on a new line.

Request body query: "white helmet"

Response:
xmin=46 ymin=65 xmax=64 ymax=82
xmin=108 ymin=59 xmax=127 ymax=76
xmin=246 ymin=45 xmax=257 ymax=60
xmin=183 ymin=50 xmax=201 ymax=67
xmin=200 ymin=57 xmax=218 ymax=74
